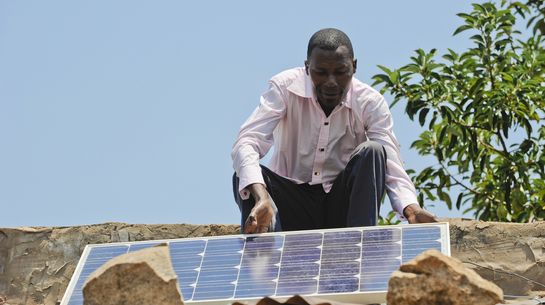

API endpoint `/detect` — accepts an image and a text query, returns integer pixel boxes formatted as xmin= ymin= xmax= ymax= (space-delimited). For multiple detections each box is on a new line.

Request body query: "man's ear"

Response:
xmin=304 ymin=60 xmax=309 ymax=75
xmin=353 ymin=59 xmax=358 ymax=74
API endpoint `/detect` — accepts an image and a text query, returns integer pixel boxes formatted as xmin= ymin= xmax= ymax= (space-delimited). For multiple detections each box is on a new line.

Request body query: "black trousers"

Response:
xmin=232 ymin=141 xmax=387 ymax=232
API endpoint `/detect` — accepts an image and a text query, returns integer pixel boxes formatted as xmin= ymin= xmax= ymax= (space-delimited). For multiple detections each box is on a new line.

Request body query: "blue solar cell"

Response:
xmin=402 ymin=227 xmax=441 ymax=241
xmin=191 ymin=238 xmax=244 ymax=300
xmin=175 ymin=270 xmax=199 ymax=280
xmin=235 ymin=281 xmax=277 ymax=298
xmin=280 ymin=250 xmax=321 ymax=263
xmin=169 ymin=240 xmax=206 ymax=300
xmin=240 ymin=251 xmax=281 ymax=265
xmin=401 ymin=227 xmax=441 ymax=264
xmin=403 ymin=240 xmax=441 ymax=249
xmin=128 ymin=242 xmax=161 ymax=252
xmin=362 ymin=243 xmax=401 ymax=258
xmin=205 ymin=238 xmax=245 ymax=251
xmin=170 ymin=240 xmax=207 ymax=252
xmin=234 ymin=236 xmax=283 ymax=299
xmin=275 ymin=234 xmax=322 ymax=296
xmin=361 ymin=259 xmax=400 ymax=274
xmin=192 ymin=283 xmax=238 ymax=300
xmin=236 ymin=266 xmax=279 ymax=297
xmin=319 ymin=277 xmax=359 ymax=293
xmin=360 ymin=234 xmax=401 ymax=296
xmin=321 ymin=247 xmax=361 ymax=261
xmin=319 ymin=231 xmax=361 ymax=293
xmin=245 ymin=235 xmax=284 ymax=249
xmin=279 ymin=262 xmax=320 ymax=278
xmin=363 ymin=228 xmax=401 ymax=243
xmin=360 ymin=257 xmax=400 ymax=291
xmin=172 ymin=258 xmax=203 ymax=268
xmin=200 ymin=257 xmax=242 ymax=268
xmin=320 ymin=261 xmax=360 ymax=276
xmin=323 ymin=230 xmax=362 ymax=245
xmin=238 ymin=266 xmax=279 ymax=282
xmin=276 ymin=278 xmax=318 ymax=295
xmin=283 ymin=233 xmax=322 ymax=247
xmin=402 ymin=243 xmax=442 ymax=262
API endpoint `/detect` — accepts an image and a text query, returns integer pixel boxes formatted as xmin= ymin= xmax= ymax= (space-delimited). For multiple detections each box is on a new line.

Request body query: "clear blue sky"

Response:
xmin=1 ymin=1 xmax=482 ymax=227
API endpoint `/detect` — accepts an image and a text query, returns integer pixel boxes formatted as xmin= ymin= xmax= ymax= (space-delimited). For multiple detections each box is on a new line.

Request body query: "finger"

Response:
xmin=244 ymin=215 xmax=257 ymax=234
xmin=257 ymin=225 xmax=269 ymax=233
xmin=417 ymin=212 xmax=438 ymax=223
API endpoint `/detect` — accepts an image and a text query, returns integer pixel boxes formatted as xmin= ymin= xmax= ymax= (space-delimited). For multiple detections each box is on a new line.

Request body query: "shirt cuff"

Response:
xmin=237 ymin=165 xmax=265 ymax=200
xmin=391 ymin=196 xmax=417 ymax=221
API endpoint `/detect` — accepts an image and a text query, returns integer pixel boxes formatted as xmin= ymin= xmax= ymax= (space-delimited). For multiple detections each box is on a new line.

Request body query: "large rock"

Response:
xmin=82 ymin=244 xmax=183 ymax=305
xmin=387 ymin=249 xmax=503 ymax=305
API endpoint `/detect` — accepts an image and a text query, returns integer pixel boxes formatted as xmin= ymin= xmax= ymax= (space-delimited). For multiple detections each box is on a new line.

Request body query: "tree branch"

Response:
xmin=438 ymin=160 xmax=503 ymax=206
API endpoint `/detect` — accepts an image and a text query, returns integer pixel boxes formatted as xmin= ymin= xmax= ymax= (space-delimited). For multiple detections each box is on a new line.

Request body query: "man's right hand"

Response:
xmin=244 ymin=183 xmax=276 ymax=234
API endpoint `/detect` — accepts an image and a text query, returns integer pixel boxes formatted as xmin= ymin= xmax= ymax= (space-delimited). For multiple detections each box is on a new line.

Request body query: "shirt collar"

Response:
xmin=287 ymin=68 xmax=354 ymax=109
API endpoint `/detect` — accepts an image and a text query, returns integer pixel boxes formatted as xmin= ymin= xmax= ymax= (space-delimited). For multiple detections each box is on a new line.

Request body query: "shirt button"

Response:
xmin=314 ymin=171 xmax=320 ymax=176
xmin=324 ymin=122 xmax=329 ymax=126
xmin=319 ymin=148 xmax=325 ymax=152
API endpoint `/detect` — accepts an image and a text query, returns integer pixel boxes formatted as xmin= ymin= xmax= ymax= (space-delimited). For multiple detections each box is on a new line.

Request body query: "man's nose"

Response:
xmin=324 ymin=74 xmax=337 ymax=87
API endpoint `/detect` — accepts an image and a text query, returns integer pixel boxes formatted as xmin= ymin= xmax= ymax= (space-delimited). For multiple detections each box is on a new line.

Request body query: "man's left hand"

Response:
xmin=403 ymin=203 xmax=438 ymax=224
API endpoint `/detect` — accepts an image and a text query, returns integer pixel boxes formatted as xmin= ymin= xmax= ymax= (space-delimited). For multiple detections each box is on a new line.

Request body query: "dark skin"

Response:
xmin=243 ymin=46 xmax=437 ymax=234
xmin=305 ymin=46 xmax=356 ymax=117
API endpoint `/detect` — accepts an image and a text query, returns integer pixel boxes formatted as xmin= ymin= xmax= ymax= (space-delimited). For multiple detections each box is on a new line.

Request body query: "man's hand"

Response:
xmin=244 ymin=183 xmax=276 ymax=234
xmin=403 ymin=203 xmax=438 ymax=224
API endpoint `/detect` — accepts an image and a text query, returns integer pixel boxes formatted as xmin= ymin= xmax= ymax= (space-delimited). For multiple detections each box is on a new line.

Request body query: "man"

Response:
xmin=232 ymin=28 xmax=437 ymax=234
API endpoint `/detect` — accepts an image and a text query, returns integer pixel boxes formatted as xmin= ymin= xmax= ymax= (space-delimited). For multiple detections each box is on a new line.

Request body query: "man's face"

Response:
xmin=305 ymin=46 xmax=357 ymax=112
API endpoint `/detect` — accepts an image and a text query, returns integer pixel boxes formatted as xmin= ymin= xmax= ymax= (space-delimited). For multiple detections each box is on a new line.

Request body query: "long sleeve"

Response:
xmin=362 ymin=96 xmax=417 ymax=218
xmin=231 ymin=81 xmax=286 ymax=198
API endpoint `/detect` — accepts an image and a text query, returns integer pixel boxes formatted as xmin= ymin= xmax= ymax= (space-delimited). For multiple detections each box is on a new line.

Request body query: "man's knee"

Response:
xmin=350 ymin=140 xmax=385 ymax=159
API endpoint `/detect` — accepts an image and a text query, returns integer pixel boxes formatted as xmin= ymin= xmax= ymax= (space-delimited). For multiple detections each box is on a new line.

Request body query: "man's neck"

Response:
xmin=319 ymin=103 xmax=334 ymax=117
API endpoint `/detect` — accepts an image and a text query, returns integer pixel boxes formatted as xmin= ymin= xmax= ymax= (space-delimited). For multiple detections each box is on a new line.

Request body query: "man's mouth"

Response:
xmin=323 ymin=91 xmax=338 ymax=97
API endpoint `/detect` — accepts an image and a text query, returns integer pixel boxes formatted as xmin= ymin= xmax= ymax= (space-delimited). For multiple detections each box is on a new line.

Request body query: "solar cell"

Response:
xmin=61 ymin=223 xmax=450 ymax=305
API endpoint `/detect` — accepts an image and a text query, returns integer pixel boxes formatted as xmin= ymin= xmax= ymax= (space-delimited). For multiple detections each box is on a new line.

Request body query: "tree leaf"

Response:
xmin=456 ymin=192 xmax=464 ymax=210
xmin=453 ymin=24 xmax=473 ymax=36
xmin=419 ymin=108 xmax=430 ymax=126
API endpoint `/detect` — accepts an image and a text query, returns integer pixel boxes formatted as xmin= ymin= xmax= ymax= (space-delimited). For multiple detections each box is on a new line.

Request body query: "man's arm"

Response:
xmin=362 ymin=94 xmax=437 ymax=223
xmin=232 ymin=81 xmax=286 ymax=233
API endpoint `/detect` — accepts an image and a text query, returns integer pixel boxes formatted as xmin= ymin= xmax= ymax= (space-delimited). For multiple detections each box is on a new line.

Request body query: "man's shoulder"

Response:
xmin=350 ymin=77 xmax=385 ymax=106
xmin=269 ymin=67 xmax=305 ymax=87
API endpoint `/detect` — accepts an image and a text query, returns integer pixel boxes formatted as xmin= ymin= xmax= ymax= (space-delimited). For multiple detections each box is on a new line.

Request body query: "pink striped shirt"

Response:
xmin=231 ymin=67 xmax=417 ymax=216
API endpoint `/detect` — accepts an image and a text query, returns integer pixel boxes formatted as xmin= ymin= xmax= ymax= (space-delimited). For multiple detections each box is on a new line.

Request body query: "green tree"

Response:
xmin=373 ymin=1 xmax=545 ymax=222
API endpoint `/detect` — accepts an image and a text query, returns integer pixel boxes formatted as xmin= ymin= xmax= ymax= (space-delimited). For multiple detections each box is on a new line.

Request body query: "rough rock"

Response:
xmin=82 ymin=244 xmax=183 ymax=305
xmin=387 ymin=249 xmax=503 ymax=305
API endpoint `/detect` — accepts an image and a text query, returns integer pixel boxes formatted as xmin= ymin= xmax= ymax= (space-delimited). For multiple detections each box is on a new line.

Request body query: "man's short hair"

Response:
xmin=307 ymin=28 xmax=354 ymax=59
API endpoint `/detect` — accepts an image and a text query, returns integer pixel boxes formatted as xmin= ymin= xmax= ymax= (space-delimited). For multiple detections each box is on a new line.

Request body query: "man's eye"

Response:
xmin=313 ymin=70 xmax=326 ymax=75
xmin=335 ymin=70 xmax=348 ymax=75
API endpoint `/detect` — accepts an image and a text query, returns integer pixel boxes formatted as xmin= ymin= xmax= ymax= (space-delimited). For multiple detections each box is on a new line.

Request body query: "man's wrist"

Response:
xmin=403 ymin=203 xmax=421 ymax=218
xmin=248 ymin=183 xmax=269 ymax=202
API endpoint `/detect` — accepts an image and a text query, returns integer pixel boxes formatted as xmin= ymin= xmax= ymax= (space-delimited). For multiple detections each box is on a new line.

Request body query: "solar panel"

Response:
xmin=60 ymin=223 xmax=450 ymax=305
